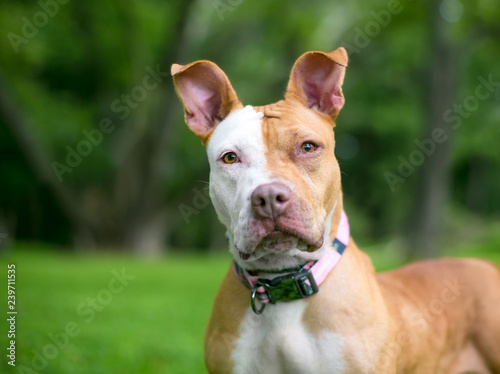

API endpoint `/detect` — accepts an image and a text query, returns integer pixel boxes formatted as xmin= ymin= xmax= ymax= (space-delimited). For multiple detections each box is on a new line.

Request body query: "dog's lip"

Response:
xmin=264 ymin=227 xmax=320 ymax=248
xmin=239 ymin=251 xmax=251 ymax=260
xmin=264 ymin=229 xmax=293 ymax=241
xmin=310 ymin=237 xmax=324 ymax=251
xmin=234 ymin=243 xmax=252 ymax=260
xmin=235 ymin=227 xmax=324 ymax=261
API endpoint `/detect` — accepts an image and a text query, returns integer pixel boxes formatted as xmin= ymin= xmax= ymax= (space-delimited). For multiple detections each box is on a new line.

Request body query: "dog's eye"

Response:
xmin=222 ymin=152 xmax=239 ymax=164
xmin=300 ymin=142 xmax=317 ymax=153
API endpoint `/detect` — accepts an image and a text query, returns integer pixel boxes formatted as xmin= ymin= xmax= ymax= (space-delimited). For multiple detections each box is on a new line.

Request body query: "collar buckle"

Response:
xmin=294 ymin=269 xmax=319 ymax=298
xmin=257 ymin=267 xmax=319 ymax=305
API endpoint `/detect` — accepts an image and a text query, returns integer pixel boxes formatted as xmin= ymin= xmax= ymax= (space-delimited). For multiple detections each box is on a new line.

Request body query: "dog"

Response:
xmin=172 ymin=47 xmax=500 ymax=374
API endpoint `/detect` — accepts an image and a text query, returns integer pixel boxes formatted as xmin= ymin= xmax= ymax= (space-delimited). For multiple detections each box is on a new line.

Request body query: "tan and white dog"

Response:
xmin=172 ymin=48 xmax=500 ymax=374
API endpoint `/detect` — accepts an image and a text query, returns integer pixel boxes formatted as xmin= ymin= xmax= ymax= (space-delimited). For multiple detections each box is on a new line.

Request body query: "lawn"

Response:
xmin=1 ymin=246 xmax=230 ymax=374
xmin=1 ymin=233 xmax=499 ymax=374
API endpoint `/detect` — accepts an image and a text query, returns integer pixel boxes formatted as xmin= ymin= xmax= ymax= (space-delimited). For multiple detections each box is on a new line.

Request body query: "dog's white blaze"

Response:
xmin=207 ymin=106 xmax=271 ymax=256
xmin=232 ymin=301 xmax=345 ymax=374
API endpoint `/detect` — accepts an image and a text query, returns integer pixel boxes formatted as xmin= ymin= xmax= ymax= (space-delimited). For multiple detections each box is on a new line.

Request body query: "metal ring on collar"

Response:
xmin=250 ymin=285 xmax=266 ymax=314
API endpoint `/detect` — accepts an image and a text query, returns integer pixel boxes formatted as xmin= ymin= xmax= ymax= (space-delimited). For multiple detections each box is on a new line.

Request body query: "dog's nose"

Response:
xmin=251 ymin=183 xmax=291 ymax=219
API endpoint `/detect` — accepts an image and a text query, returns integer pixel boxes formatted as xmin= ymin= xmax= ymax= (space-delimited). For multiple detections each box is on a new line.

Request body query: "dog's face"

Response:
xmin=172 ymin=48 xmax=348 ymax=270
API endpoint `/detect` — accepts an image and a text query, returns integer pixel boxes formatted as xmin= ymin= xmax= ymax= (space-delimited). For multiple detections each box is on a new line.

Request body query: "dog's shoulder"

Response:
xmin=205 ymin=265 xmax=248 ymax=373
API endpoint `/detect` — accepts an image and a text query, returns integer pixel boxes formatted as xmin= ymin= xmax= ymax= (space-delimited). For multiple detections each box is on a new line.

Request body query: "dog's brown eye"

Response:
xmin=301 ymin=142 xmax=316 ymax=153
xmin=222 ymin=152 xmax=238 ymax=164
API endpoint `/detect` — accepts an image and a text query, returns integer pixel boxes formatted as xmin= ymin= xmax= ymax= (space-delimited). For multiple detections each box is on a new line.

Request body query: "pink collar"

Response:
xmin=233 ymin=210 xmax=350 ymax=314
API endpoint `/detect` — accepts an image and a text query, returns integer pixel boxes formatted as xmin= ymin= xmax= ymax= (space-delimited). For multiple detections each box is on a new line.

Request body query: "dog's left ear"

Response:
xmin=285 ymin=48 xmax=348 ymax=120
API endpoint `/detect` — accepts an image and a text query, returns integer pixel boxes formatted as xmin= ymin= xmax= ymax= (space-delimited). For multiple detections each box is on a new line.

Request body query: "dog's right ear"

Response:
xmin=171 ymin=61 xmax=242 ymax=142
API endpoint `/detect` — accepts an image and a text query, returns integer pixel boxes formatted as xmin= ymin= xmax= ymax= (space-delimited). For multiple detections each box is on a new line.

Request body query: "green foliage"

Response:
xmin=0 ymin=0 xmax=499 ymax=247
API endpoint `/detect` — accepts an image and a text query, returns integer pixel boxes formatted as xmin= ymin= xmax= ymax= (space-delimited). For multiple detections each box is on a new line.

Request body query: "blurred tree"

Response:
xmin=406 ymin=0 xmax=459 ymax=259
xmin=0 ymin=72 xmax=95 ymax=245
xmin=0 ymin=0 xmax=498 ymax=255
xmin=0 ymin=0 xmax=199 ymax=254
xmin=406 ymin=0 xmax=500 ymax=258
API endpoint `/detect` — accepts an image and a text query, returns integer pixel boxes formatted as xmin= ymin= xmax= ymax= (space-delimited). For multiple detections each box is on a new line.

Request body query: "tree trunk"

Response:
xmin=113 ymin=0 xmax=198 ymax=254
xmin=0 ymin=73 xmax=96 ymax=247
xmin=405 ymin=1 xmax=459 ymax=259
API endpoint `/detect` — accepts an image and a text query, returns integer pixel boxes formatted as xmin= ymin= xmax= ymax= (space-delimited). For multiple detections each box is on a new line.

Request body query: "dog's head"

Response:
xmin=172 ymin=48 xmax=348 ymax=271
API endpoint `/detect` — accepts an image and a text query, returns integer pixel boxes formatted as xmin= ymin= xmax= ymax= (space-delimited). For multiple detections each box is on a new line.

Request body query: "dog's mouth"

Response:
xmin=258 ymin=230 xmax=299 ymax=251
xmin=237 ymin=228 xmax=324 ymax=261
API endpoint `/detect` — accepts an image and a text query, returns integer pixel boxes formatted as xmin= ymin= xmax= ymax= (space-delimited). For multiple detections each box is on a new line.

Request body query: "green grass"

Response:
xmin=1 ymin=234 xmax=499 ymax=374
xmin=1 ymin=246 xmax=231 ymax=374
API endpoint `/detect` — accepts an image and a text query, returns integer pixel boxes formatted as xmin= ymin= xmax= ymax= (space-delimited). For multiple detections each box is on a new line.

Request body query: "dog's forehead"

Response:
xmin=206 ymin=101 xmax=335 ymax=159
xmin=256 ymin=100 xmax=335 ymax=136
xmin=206 ymin=105 xmax=265 ymax=157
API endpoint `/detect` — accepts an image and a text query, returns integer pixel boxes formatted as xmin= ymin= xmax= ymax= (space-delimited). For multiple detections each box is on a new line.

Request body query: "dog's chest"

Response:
xmin=231 ymin=301 xmax=346 ymax=374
